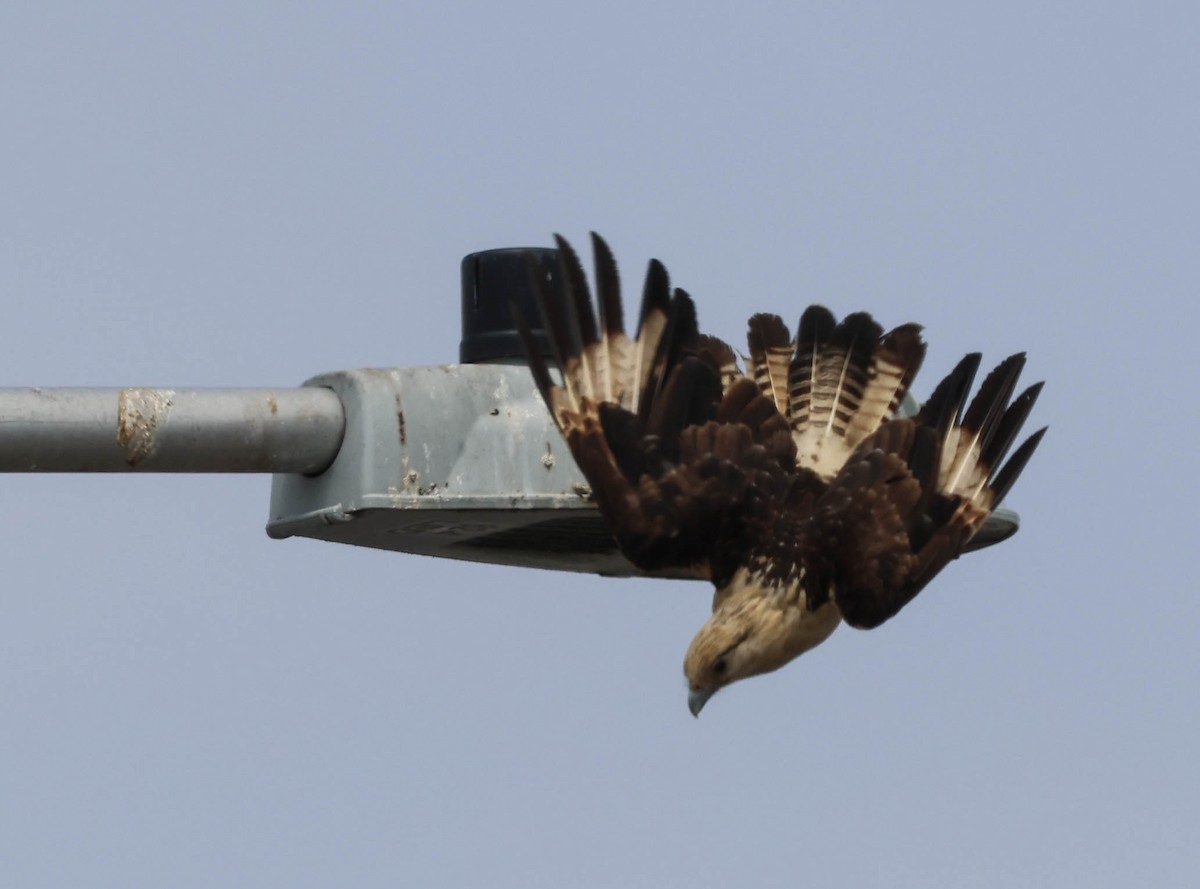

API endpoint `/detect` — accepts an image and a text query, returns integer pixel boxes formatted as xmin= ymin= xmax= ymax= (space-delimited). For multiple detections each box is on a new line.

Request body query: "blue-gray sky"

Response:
xmin=2 ymin=2 xmax=1197 ymax=887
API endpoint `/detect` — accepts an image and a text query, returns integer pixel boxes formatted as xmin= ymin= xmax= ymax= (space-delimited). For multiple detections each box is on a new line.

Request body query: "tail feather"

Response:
xmin=842 ymin=321 xmax=925 ymax=450
xmin=747 ymin=313 xmax=793 ymax=416
xmin=787 ymin=308 xmax=924 ymax=479
xmin=820 ymin=313 xmax=883 ymax=439
xmin=788 ymin=306 xmax=837 ymax=432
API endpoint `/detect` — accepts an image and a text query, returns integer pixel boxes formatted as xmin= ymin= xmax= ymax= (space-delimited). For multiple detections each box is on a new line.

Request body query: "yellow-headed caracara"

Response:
xmin=516 ymin=234 xmax=1045 ymax=716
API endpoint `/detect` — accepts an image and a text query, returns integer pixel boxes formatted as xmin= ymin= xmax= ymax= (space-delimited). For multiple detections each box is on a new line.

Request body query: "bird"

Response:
xmin=514 ymin=233 xmax=1045 ymax=716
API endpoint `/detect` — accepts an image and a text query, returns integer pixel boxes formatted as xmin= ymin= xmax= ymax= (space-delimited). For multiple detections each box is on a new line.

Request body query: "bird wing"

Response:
xmin=517 ymin=233 xmax=1045 ymax=618
xmin=515 ymin=233 xmax=810 ymax=584
xmin=812 ymin=353 xmax=1046 ymax=629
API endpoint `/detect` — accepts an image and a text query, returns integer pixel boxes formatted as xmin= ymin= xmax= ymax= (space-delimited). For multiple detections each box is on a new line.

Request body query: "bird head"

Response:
xmin=683 ymin=619 xmax=746 ymax=716
xmin=682 ymin=578 xmax=842 ymax=716
xmin=682 ymin=600 xmax=785 ymax=717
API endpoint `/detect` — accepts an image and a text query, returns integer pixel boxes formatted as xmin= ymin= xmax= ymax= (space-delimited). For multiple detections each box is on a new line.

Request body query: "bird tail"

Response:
xmin=745 ymin=306 xmax=926 ymax=480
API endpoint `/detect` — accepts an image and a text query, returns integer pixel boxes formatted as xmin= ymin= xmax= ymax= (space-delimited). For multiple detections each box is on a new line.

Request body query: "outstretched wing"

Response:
xmin=816 ymin=353 xmax=1047 ymax=628
xmin=515 ymin=233 xmax=806 ymax=584
xmin=516 ymin=232 xmax=1044 ymax=614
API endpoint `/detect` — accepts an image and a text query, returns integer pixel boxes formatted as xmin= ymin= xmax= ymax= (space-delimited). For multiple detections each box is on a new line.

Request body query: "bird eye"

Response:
xmin=712 ymin=656 xmax=728 ymax=675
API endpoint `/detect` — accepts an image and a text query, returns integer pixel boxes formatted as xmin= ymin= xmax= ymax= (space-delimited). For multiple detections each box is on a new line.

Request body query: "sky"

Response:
xmin=2 ymin=2 xmax=1197 ymax=887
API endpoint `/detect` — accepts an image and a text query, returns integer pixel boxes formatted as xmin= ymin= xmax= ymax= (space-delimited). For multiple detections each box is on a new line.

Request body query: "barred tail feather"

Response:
xmin=747 ymin=313 xmax=792 ymax=416
xmin=787 ymin=307 xmax=925 ymax=480
xmin=842 ymin=322 xmax=925 ymax=448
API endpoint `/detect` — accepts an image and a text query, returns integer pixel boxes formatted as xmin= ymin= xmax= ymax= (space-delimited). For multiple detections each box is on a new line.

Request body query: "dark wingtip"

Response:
xmin=962 ymin=352 xmax=1028 ymax=450
xmin=920 ymin=352 xmax=983 ymax=430
xmin=697 ymin=333 xmax=737 ymax=368
xmin=551 ymin=233 xmax=598 ymax=349
xmin=637 ymin=258 xmax=671 ymax=337
xmin=524 ymin=249 xmax=566 ymax=365
xmin=980 ymin=379 xmax=1045 ymax=472
xmin=671 ymin=287 xmax=698 ymax=333
xmin=639 ymin=286 xmax=699 ymax=420
xmin=1021 ymin=380 xmax=1045 ymax=404
xmin=589 ymin=231 xmax=624 ymax=337
xmin=989 ymin=425 xmax=1047 ymax=506
xmin=511 ymin=297 xmax=557 ymax=406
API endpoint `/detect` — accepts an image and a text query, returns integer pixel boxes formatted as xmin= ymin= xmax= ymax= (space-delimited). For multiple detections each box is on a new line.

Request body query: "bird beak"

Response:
xmin=688 ymin=687 xmax=714 ymax=718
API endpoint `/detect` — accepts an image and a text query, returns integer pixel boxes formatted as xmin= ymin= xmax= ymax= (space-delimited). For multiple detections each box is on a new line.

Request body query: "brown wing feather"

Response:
xmin=517 ymin=235 xmax=802 ymax=583
xmin=816 ymin=355 xmax=1046 ymax=629
xmin=698 ymin=334 xmax=741 ymax=392
xmin=597 ymin=392 xmax=800 ymax=583
xmin=519 ymin=233 xmax=1044 ymax=628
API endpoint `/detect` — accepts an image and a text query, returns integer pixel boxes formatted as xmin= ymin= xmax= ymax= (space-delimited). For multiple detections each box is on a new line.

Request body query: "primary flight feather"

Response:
xmin=516 ymin=233 xmax=1046 ymax=716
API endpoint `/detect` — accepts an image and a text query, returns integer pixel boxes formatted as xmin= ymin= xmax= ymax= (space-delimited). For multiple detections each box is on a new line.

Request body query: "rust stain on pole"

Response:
xmin=116 ymin=388 xmax=176 ymax=467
